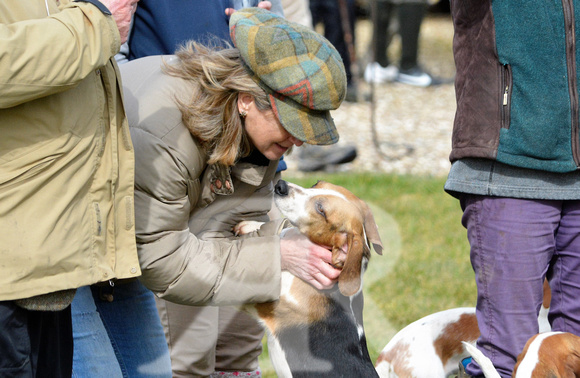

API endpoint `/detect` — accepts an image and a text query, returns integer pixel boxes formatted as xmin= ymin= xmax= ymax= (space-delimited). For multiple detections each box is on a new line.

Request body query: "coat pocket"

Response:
xmin=0 ymin=133 xmax=79 ymax=187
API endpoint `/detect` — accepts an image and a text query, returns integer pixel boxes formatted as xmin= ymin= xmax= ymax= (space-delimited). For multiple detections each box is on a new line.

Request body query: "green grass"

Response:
xmin=258 ymin=172 xmax=477 ymax=376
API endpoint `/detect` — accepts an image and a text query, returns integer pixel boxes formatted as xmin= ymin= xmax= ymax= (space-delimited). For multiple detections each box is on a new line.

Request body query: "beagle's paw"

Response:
xmin=233 ymin=220 xmax=264 ymax=236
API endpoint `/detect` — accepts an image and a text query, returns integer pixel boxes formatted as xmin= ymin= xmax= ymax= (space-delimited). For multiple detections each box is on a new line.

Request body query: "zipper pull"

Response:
xmin=98 ymin=280 xmax=116 ymax=302
xmin=503 ymin=86 xmax=509 ymax=105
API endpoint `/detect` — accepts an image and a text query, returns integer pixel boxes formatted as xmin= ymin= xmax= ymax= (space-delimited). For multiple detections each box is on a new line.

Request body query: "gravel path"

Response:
xmin=284 ymin=15 xmax=456 ymax=177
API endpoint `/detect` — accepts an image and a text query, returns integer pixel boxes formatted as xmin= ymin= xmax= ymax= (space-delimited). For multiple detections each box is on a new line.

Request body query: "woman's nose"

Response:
xmin=289 ymin=136 xmax=304 ymax=146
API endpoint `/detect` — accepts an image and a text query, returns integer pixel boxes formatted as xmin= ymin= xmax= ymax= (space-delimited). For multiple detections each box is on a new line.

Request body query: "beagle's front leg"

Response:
xmin=233 ymin=220 xmax=265 ymax=236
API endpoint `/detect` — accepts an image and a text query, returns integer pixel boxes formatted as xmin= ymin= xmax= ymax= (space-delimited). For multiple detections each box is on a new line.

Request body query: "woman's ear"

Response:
xmin=237 ymin=93 xmax=254 ymax=114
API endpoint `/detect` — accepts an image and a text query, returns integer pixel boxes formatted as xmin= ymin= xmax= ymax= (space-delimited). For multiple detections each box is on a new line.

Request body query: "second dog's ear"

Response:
xmin=338 ymin=234 xmax=366 ymax=296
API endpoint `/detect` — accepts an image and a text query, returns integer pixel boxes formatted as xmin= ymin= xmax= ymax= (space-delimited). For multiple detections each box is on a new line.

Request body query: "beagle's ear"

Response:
xmin=362 ymin=203 xmax=383 ymax=255
xmin=338 ymin=234 xmax=366 ymax=296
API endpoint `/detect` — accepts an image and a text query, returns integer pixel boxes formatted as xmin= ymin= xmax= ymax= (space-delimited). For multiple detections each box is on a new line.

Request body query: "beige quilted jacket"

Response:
xmin=121 ymin=55 xmax=284 ymax=306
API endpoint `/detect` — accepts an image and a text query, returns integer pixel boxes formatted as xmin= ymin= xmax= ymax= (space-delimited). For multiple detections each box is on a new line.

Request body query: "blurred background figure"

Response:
xmin=309 ymin=0 xmax=359 ymax=102
xmin=365 ymin=0 xmax=440 ymax=87
xmin=280 ymin=0 xmax=312 ymax=28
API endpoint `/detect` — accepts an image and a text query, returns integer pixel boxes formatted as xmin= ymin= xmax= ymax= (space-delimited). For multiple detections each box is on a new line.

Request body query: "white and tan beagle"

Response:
xmin=236 ymin=180 xmax=383 ymax=377
xmin=375 ymin=280 xmax=552 ymax=378
xmin=375 ymin=307 xmax=479 ymax=378
xmin=513 ymin=332 xmax=580 ymax=377
xmin=464 ymin=331 xmax=580 ymax=377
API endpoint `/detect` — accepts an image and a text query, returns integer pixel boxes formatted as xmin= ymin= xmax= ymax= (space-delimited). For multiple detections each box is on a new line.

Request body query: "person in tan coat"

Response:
xmin=0 ymin=0 xmax=141 ymax=376
xmin=121 ymin=8 xmax=348 ymax=377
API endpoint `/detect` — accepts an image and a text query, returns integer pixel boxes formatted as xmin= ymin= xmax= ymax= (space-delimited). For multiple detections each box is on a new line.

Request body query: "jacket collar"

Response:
xmin=197 ymin=151 xmax=278 ymax=208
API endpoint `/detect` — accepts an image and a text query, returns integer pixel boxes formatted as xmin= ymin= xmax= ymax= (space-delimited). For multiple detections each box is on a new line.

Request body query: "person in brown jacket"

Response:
xmin=121 ymin=8 xmax=348 ymax=376
xmin=0 ymin=0 xmax=141 ymax=376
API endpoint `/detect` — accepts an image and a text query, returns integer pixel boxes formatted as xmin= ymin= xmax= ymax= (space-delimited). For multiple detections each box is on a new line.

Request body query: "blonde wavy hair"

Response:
xmin=163 ymin=40 xmax=271 ymax=166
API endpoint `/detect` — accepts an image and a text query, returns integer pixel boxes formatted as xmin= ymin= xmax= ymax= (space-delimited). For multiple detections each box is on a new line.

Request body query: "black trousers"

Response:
xmin=0 ymin=301 xmax=73 ymax=378
xmin=373 ymin=1 xmax=427 ymax=70
xmin=310 ymin=0 xmax=356 ymax=84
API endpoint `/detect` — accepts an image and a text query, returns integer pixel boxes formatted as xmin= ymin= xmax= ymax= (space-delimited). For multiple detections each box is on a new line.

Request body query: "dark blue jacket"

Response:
xmin=451 ymin=0 xmax=580 ymax=173
xmin=128 ymin=0 xmax=232 ymax=59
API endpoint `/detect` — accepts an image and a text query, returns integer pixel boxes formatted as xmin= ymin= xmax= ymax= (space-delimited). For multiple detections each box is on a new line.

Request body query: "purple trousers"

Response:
xmin=461 ymin=195 xmax=580 ymax=377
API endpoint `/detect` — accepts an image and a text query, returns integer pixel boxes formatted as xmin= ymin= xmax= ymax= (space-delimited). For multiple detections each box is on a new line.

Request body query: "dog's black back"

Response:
xmin=275 ymin=290 xmax=379 ymax=377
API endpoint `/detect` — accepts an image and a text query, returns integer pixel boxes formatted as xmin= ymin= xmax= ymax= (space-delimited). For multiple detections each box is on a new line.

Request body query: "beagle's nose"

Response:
xmin=275 ymin=180 xmax=288 ymax=196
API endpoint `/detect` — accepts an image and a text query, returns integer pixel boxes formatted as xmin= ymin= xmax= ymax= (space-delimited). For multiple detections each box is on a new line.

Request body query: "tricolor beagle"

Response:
xmin=236 ymin=180 xmax=383 ymax=377
xmin=375 ymin=280 xmax=551 ymax=377
xmin=464 ymin=331 xmax=580 ymax=377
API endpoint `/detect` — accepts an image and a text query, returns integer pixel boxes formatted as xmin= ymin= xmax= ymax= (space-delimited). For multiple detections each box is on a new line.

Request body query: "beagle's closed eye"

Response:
xmin=315 ymin=201 xmax=326 ymax=218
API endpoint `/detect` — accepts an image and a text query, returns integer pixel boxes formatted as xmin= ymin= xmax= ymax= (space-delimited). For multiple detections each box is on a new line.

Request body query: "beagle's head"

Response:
xmin=274 ymin=180 xmax=383 ymax=296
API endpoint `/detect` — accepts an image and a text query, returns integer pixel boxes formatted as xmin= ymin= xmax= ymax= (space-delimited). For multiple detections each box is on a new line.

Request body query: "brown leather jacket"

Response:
xmin=450 ymin=0 xmax=580 ymax=173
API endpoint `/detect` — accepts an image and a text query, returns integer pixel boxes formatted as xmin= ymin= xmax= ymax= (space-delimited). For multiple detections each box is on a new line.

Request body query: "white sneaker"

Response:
xmin=396 ymin=67 xmax=434 ymax=87
xmin=364 ymin=62 xmax=398 ymax=84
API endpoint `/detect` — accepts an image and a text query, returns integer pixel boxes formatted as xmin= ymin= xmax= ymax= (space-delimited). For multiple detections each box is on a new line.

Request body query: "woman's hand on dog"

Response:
xmin=280 ymin=227 xmax=341 ymax=290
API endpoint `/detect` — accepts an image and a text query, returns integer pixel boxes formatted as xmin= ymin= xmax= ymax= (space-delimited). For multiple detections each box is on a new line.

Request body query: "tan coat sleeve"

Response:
xmin=131 ymin=127 xmax=283 ymax=306
xmin=0 ymin=1 xmax=120 ymax=108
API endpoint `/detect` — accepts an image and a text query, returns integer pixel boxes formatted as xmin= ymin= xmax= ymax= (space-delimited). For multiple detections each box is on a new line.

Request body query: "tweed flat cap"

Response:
xmin=230 ymin=8 xmax=347 ymax=145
